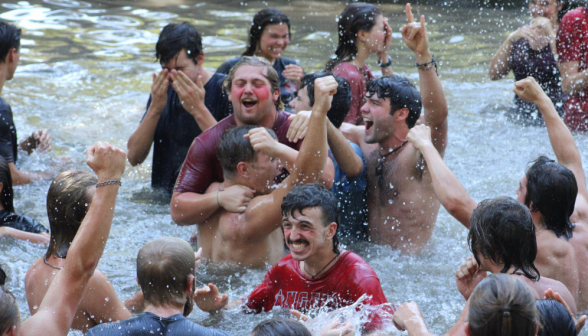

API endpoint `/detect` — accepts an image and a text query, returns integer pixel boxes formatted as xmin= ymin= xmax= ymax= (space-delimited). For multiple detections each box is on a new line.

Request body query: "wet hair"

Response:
xmin=0 ymin=266 xmax=19 ymax=334
xmin=137 ymin=237 xmax=196 ymax=316
xmin=366 ymin=76 xmax=422 ymax=128
xmin=222 ymin=56 xmax=284 ymax=110
xmin=300 ymin=72 xmax=352 ymax=128
xmin=0 ymin=21 xmax=20 ymax=64
xmin=217 ymin=125 xmax=277 ymax=180
xmin=468 ymin=274 xmax=539 ymax=336
xmin=556 ymin=0 xmax=576 ymax=23
xmin=325 ymin=3 xmax=382 ymax=71
xmin=0 ymin=157 xmax=14 ymax=213
xmin=468 ymin=197 xmax=540 ymax=281
xmin=45 ymin=170 xmax=96 ymax=259
xmin=524 ymin=156 xmax=576 ymax=240
xmin=155 ymin=22 xmax=203 ymax=65
xmin=251 ymin=318 xmax=312 ymax=336
xmin=536 ymin=299 xmax=575 ymax=336
xmin=281 ymin=184 xmax=340 ymax=254
xmin=243 ymin=9 xmax=291 ymax=57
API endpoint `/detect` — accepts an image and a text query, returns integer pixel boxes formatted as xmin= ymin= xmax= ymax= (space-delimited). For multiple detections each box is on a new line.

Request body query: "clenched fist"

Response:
xmin=86 ymin=142 xmax=126 ymax=182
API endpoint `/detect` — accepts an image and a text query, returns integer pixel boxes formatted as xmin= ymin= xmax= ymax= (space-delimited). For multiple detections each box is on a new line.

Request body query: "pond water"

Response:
xmin=1 ymin=0 xmax=587 ymax=335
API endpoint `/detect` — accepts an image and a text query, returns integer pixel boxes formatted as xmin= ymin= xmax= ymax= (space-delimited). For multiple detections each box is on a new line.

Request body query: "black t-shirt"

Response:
xmin=143 ymin=72 xmax=232 ymax=194
xmin=0 ymin=97 xmax=18 ymax=163
xmin=0 ymin=209 xmax=48 ymax=233
xmin=85 ymin=312 xmax=231 ymax=336
xmin=217 ymin=56 xmax=300 ymax=106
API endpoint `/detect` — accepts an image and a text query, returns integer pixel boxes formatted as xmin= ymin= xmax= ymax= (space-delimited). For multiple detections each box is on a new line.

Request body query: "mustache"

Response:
xmin=287 ymin=238 xmax=309 ymax=245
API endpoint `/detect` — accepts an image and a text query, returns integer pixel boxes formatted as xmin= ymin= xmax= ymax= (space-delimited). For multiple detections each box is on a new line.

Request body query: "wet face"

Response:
xmin=247 ymin=151 xmax=281 ymax=195
xmin=361 ymin=91 xmax=396 ymax=144
xmin=229 ymin=65 xmax=279 ymax=125
xmin=6 ymin=47 xmax=20 ymax=81
xmin=282 ymin=207 xmax=333 ymax=261
xmin=258 ymin=23 xmax=290 ymax=62
xmin=288 ymin=86 xmax=311 ymax=113
xmin=364 ymin=15 xmax=388 ymax=53
xmin=529 ymin=0 xmax=560 ymax=22
xmin=517 ymin=175 xmax=529 ymax=205
xmin=160 ymin=48 xmax=200 ymax=83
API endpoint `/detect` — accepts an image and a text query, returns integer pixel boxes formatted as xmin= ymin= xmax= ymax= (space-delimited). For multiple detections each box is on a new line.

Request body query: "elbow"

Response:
xmin=488 ymin=70 xmax=502 ymax=81
xmin=170 ymin=196 xmax=193 ymax=226
xmin=126 ymin=146 xmax=143 ymax=167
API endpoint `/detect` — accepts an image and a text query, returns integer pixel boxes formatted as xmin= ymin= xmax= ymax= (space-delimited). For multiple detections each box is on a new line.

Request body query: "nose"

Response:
xmin=360 ymin=102 xmax=369 ymax=116
xmin=288 ymin=100 xmax=296 ymax=109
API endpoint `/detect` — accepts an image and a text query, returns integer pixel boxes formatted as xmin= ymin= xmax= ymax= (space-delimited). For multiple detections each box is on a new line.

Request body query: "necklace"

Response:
xmin=375 ymin=141 xmax=409 ymax=176
xmin=303 ymin=253 xmax=340 ymax=279
xmin=43 ymin=256 xmax=62 ymax=270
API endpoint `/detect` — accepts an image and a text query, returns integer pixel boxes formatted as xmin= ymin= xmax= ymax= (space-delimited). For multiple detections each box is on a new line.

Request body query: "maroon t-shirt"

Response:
xmin=246 ymin=251 xmax=395 ymax=331
xmin=174 ymin=111 xmax=303 ymax=194
xmin=332 ymin=62 xmax=375 ymax=126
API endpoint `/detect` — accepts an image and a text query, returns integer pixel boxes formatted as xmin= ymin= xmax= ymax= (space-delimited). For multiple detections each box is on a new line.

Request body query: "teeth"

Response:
xmin=292 ymin=243 xmax=307 ymax=250
xmin=364 ymin=118 xmax=372 ymax=123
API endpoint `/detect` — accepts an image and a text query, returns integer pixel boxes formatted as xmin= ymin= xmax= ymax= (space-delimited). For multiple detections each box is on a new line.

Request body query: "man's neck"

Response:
xmin=198 ymin=66 xmax=213 ymax=87
xmin=144 ymin=304 xmax=184 ymax=318
xmin=235 ymin=108 xmax=279 ymax=129
xmin=302 ymin=247 xmax=341 ymax=277
xmin=378 ymin=129 xmax=409 ymax=156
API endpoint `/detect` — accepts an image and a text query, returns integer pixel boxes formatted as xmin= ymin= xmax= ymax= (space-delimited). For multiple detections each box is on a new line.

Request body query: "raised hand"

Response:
xmin=32 ymin=129 xmax=52 ymax=152
xmin=455 ymin=256 xmax=487 ymax=301
xmin=407 ymin=124 xmax=433 ymax=151
xmin=283 ymin=64 xmax=304 ymax=86
xmin=313 ymin=75 xmax=338 ymax=115
xmin=150 ymin=69 xmax=169 ymax=113
xmin=377 ymin=18 xmax=393 ymax=60
xmin=245 ymin=127 xmax=282 ymax=157
xmin=170 ymin=70 xmax=206 ymax=117
xmin=400 ymin=3 xmax=429 ymax=55
xmin=513 ymin=77 xmax=549 ymax=104
xmin=194 ymin=283 xmax=229 ymax=313
xmin=544 ymin=288 xmax=587 ymax=335
xmin=287 ymin=111 xmax=311 ymax=142
xmin=217 ymin=184 xmax=256 ymax=213
xmin=86 ymin=142 xmax=126 ymax=182
xmin=392 ymin=301 xmax=428 ymax=332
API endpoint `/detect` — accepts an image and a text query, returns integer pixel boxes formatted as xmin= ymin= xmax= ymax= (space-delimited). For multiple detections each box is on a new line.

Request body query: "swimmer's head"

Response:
xmin=217 ymin=125 xmax=281 ymax=195
xmin=519 ymin=156 xmax=576 ymax=240
xmin=361 ymin=75 xmax=422 ymax=145
xmin=281 ymin=184 xmax=340 ymax=261
xmin=468 ymin=197 xmax=540 ymax=281
xmin=156 ymin=22 xmax=204 ymax=82
xmin=536 ymin=299 xmax=576 ymax=336
xmin=46 ymin=170 xmax=97 ymax=259
xmin=0 ymin=20 xmax=21 ymax=80
xmin=0 ymin=157 xmax=14 ymax=214
xmin=251 ymin=318 xmax=311 ymax=336
xmin=0 ymin=266 xmax=21 ymax=336
xmin=468 ymin=274 xmax=539 ymax=336
xmin=292 ymin=72 xmax=351 ymax=128
xmin=325 ymin=3 xmax=383 ymax=71
xmin=243 ymin=9 xmax=291 ymax=62
xmin=223 ymin=57 xmax=283 ymax=121
xmin=137 ymin=237 xmax=196 ymax=317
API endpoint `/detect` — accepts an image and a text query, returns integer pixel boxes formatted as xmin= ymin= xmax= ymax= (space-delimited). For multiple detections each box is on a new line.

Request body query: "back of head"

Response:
xmin=155 ymin=22 xmax=203 ymax=65
xmin=0 ymin=21 xmax=20 ymax=63
xmin=222 ymin=56 xmax=283 ymax=110
xmin=525 ymin=156 xmax=576 ymax=240
xmin=281 ymin=184 xmax=340 ymax=253
xmin=244 ymin=9 xmax=290 ymax=57
xmin=326 ymin=3 xmax=382 ymax=71
xmin=0 ymin=157 xmax=14 ymax=213
xmin=46 ymin=170 xmax=97 ymax=259
xmin=251 ymin=318 xmax=312 ymax=336
xmin=468 ymin=274 xmax=539 ymax=336
xmin=536 ymin=299 xmax=576 ymax=336
xmin=366 ymin=76 xmax=422 ymax=128
xmin=468 ymin=196 xmax=540 ymax=281
xmin=137 ymin=237 xmax=195 ymax=312
xmin=0 ymin=266 xmax=19 ymax=334
xmin=217 ymin=125 xmax=277 ymax=180
xmin=301 ymin=72 xmax=351 ymax=128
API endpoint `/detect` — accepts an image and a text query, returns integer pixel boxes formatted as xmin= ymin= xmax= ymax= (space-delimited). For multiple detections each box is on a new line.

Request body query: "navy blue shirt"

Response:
xmin=143 ymin=73 xmax=232 ymax=194
xmin=85 ymin=312 xmax=231 ymax=336
xmin=0 ymin=209 xmax=47 ymax=233
xmin=0 ymin=97 xmax=18 ymax=163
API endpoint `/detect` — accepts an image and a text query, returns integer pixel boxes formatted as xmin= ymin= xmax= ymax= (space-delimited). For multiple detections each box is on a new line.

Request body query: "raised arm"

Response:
xmin=401 ymin=4 xmax=448 ymax=155
xmin=407 ymin=125 xmax=477 ymax=228
xmin=327 ymin=121 xmax=364 ymax=178
xmin=513 ymin=77 xmax=588 ymax=221
xmin=21 ymin=142 xmax=125 ymax=336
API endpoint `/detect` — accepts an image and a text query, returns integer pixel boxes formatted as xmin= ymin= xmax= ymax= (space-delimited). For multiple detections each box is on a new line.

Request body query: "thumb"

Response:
xmin=243 ymin=134 xmax=250 ymax=139
xmin=221 ymin=294 xmax=229 ymax=304
xmin=288 ymin=114 xmax=295 ymax=120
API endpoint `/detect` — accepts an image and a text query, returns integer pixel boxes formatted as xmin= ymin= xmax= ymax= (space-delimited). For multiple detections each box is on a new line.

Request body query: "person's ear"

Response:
xmin=464 ymin=322 xmax=471 ymax=336
xmin=237 ymin=162 xmax=252 ymax=178
xmin=136 ymin=277 xmax=139 ymax=286
xmin=7 ymin=48 xmax=16 ymax=64
xmin=273 ymin=89 xmax=280 ymax=103
xmin=2 ymin=325 xmax=16 ymax=336
xmin=394 ymin=108 xmax=409 ymax=122
xmin=326 ymin=222 xmax=337 ymax=240
xmin=357 ymin=29 xmax=369 ymax=44
xmin=196 ymin=54 xmax=205 ymax=66
xmin=186 ymin=274 xmax=195 ymax=294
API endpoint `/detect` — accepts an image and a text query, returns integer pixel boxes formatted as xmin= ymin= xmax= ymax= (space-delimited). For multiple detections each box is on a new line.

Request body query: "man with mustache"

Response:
xmin=195 ymin=184 xmax=394 ymax=333
xmin=171 ymin=57 xmax=334 ymax=229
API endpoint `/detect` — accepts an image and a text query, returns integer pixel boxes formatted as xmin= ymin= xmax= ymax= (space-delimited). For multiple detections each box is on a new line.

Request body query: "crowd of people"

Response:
xmin=0 ymin=0 xmax=586 ymax=335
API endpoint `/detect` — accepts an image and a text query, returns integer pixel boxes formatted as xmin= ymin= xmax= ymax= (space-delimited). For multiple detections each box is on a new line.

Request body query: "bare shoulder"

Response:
xmin=25 ymin=257 xmax=44 ymax=284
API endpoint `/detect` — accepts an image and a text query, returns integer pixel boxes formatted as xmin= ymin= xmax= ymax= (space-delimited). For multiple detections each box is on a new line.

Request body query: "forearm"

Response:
xmin=561 ymin=68 xmax=588 ymax=95
xmin=488 ymin=37 xmax=514 ymax=80
xmin=191 ymin=105 xmax=217 ymax=132
xmin=125 ymin=291 xmax=145 ymax=314
xmin=170 ymin=191 xmax=219 ymax=225
xmin=127 ymin=108 xmax=160 ymax=166
xmin=327 ymin=121 xmax=363 ymax=177
xmin=9 ymin=163 xmax=47 ymax=185
xmin=0 ymin=227 xmax=49 ymax=244
xmin=292 ymin=111 xmax=328 ymax=183
xmin=417 ymin=50 xmax=448 ymax=129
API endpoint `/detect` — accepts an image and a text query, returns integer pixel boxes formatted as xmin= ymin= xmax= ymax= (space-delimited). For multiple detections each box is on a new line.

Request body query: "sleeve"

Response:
xmin=216 ymin=59 xmax=235 ymax=75
xmin=354 ymin=276 xmax=396 ymax=332
xmin=1 ymin=214 xmax=48 ymax=233
xmin=557 ymin=10 xmax=585 ymax=63
xmin=245 ymin=272 xmax=275 ymax=313
xmin=174 ymin=137 xmax=215 ymax=194
xmin=0 ymin=109 xmax=15 ymax=163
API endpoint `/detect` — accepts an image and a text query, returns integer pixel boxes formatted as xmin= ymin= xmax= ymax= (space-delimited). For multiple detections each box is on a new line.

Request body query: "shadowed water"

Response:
xmin=1 ymin=0 xmax=587 ymax=335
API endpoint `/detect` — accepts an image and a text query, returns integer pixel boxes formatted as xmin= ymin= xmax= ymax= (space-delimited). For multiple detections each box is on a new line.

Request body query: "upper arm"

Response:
xmin=340 ymin=123 xmax=364 ymax=146
xmin=241 ymin=191 xmax=285 ymax=239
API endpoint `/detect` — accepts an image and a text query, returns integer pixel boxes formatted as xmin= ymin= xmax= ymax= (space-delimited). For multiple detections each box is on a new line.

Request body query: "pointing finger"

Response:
xmin=420 ymin=15 xmax=427 ymax=36
xmin=406 ymin=3 xmax=415 ymax=23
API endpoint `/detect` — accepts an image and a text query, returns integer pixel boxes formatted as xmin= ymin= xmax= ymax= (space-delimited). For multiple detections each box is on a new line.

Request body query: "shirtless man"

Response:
xmin=341 ymin=5 xmax=448 ymax=253
xmin=408 ymin=77 xmax=588 ymax=312
xmin=194 ymin=75 xmax=334 ymax=267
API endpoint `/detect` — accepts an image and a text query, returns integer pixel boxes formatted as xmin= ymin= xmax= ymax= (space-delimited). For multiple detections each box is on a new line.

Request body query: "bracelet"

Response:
xmin=216 ymin=188 xmax=224 ymax=207
xmin=415 ymin=55 xmax=438 ymax=75
xmin=96 ymin=180 xmax=122 ymax=188
xmin=378 ymin=55 xmax=392 ymax=68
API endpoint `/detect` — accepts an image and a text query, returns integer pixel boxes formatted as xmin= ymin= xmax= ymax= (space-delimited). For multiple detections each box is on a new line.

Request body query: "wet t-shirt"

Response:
xmin=174 ymin=111 xmax=302 ymax=194
xmin=331 ymin=62 xmax=375 ymax=126
xmin=0 ymin=97 xmax=18 ymax=163
xmin=245 ymin=251 xmax=394 ymax=331
xmin=144 ymin=73 xmax=232 ymax=194
xmin=217 ymin=56 xmax=300 ymax=106
xmin=85 ymin=312 xmax=231 ymax=336
xmin=0 ymin=209 xmax=47 ymax=233
xmin=557 ymin=7 xmax=588 ymax=131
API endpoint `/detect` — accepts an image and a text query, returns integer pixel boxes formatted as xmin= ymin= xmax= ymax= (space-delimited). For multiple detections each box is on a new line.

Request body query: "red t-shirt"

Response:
xmin=174 ymin=111 xmax=303 ymax=194
xmin=246 ymin=251 xmax=394 ymax=331
xmin=557 ymin=7 xmax=588 ymax=131
xmin=332 ymin=62 xmax=375 ymax=126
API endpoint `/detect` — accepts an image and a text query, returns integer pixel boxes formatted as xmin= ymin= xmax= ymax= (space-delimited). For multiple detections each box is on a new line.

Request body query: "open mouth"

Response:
xmin=289 ymin=240 xmax=309 ymax=252
xmin=241 ymin=97 xmax=258 ymax=109
xmin=364 ymin=118 xmax=374 ymax=131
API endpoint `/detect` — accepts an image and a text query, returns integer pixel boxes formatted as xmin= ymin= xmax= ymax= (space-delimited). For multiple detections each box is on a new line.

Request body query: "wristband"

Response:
xmin=378 ymin=55 xmax=393 ymax=68
xmin=96 ymin=180 xmax=122 ymax=188
xmin=415 ymin=55 xmax=438 ymax=75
